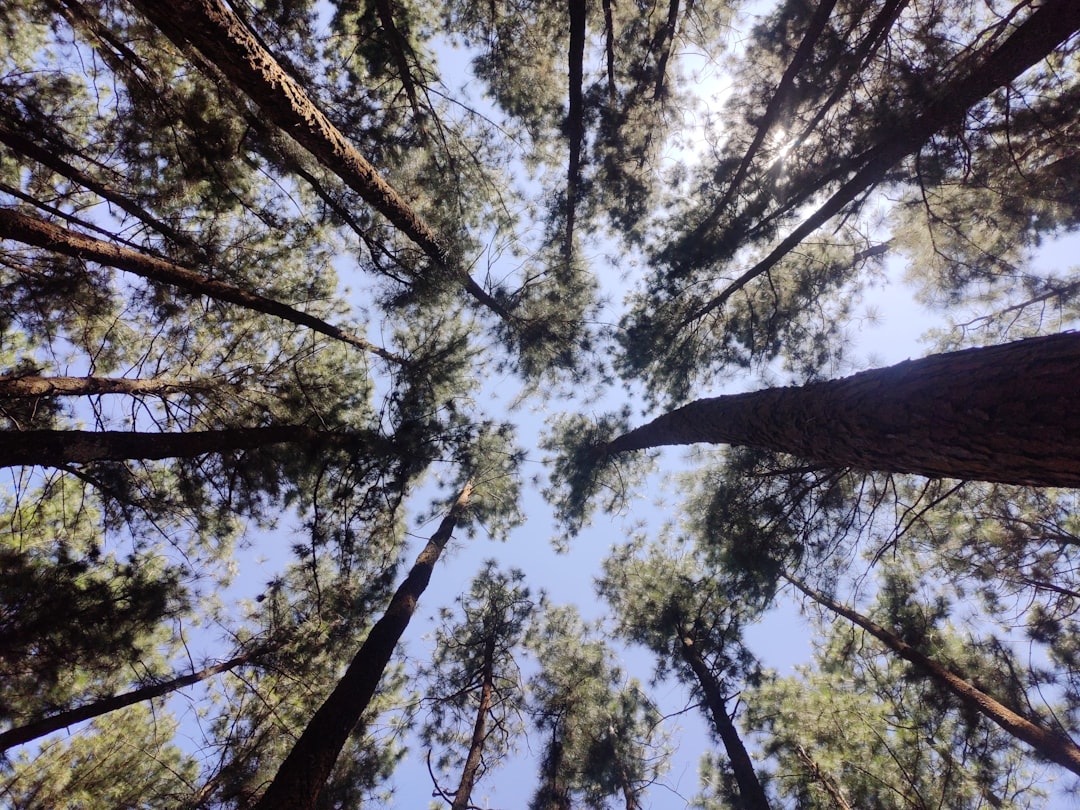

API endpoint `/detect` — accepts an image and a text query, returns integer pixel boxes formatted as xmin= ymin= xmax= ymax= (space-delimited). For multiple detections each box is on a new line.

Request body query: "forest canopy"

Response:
xmin=1 ymin=0 xmax=1079 ymax=807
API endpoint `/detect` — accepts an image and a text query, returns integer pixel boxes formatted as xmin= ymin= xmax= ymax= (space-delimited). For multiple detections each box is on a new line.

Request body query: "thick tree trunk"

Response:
xmin=784 ymin=573 xmax=1080 ymax=777
xmin=452 ymin=636 xmax=496 ymax=810
xmin=0 ymin=208 xmax=401 ymax=363
xmin=607 ymin=332 xmax=1080 ymax=487
xmin=685 ymin=0 xmax=1080 ymax=323
xmin=253 ymin=482 xmax=473 ymax=810
xmin=0 ymin=425 xmax=382 ymax=467
xmin=678 ymin=637 xmax=771 ymax=810
xmin=0 ymin=650 xmax=256 ymax=752
xmin=0 ymin=374 xmax=209 ymax=399
xmin=126 ymin=0 xmax=513 ymax=323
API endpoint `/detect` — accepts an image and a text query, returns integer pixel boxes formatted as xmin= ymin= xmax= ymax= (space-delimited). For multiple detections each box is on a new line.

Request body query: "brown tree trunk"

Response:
xmin=253 ymin=482 xmax=473 ymax=810
xmin=651 ymin=0 xmax=681 ymax=100
xmin=0 ymin=208 xmax=402 ymax=363
xmin=0 ymin=425 xmax=382 ymax=467
xmin=783 ymin=572 xmax=1080 ymax=777
xmin=126 ymin=0 xmax=513 ymax=323
xmin=565 ymin=0 xmax=586 ymax=259
xmin=678 ymin=636 xmax=771 ymax=810
xmin=0 ymin=650 xmax=257 ymax=752
xmin=607 ymin=332 xmax=1080 ymax=487
xmin=0 ymin=374 xmax=209 ymax=399
xmin=684 ymin=0 xmax=1080 ymax=324
xmin=451 ymin=635 xmax=496 ymax=810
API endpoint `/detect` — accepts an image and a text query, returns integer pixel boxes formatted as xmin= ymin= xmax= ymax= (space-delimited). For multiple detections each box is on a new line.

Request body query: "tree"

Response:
xmin=599 ymin=535 xmax=772 ymax=810
xmin=603 ymin=332 xmax=1080 ymax=486
xmin=3 ymin=0 xmax=1080 ymax=805
xmin=418 ymin=561 xmax=536 ymax=810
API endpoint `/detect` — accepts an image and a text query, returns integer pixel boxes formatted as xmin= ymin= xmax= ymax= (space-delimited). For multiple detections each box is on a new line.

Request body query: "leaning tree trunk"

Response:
xmin=253 ymin=482 xmax=473 ymax=810
xmin=0 ymin=650 xmax=258 ymax=752
xmin=783 ymin=572 xmax=1080 ymax=777
xmin=0 ymin=374 xmax=212 ymax=399
xmin=0 ymin=208 xmax=401 ymax=363
xmin=0 ymin=425 xmax=384 ymax=468
xmin=678 ymin=636 xmax=772 ymax=810
xmin=126 ymin=0 xmax=513 ymax=323
xmin=607 ymin=332 xmax=1080 ymax=487
xmin=451 ymin=635 xmax=496 ymax=810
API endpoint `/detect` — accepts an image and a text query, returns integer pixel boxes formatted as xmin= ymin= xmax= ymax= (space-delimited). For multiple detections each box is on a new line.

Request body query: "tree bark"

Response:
xmin=565 ymin=0 xmax=586 ymax=259
xmin=253 ymin=482 xmax=473 ymax=810
xmin=0 ymin=374 xmax=210 ymax=399
xmin=606 ymin=332 xmax=1080 ymax=487
xmin=0 ymin=425 xmax=383 ymax=468
xmin=678 ymin=637 xmax=771 ymax=810
xmin=651 ymin=0 xmax=681 ymax=101
xmin=683 ymin=0 xmax=1080 ymax=324
xmin=783 ymin=572 xmax=1080 ymax=777
xmin=452 ymin=635 xmax=496 ymax=810
xmin=0 ymin=650 xmax=256 ymax=752
xmin=0 ymin=208 xmax=402 ymax=363
xmin=126 ymin=0 xmax=513 ymax=323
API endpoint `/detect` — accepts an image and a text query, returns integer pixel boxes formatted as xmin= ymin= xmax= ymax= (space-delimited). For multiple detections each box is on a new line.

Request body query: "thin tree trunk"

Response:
xmin=0 ymin=208 xmax=402 ymax=363
xmin=783 ymin=572 xmax=1080 ymax=777
xmin=794 ymin=744 xmax=853 ymax=810
xmin=0 ymin=651 xmax=257 ymax=752
xmin=606 ymin=332 xmax=1080 ymax=487
xmin=0 ymin=425 xmax=383 ymax=467
xmin=253 ymin=482 xmax=474 ymax=810
xmin=683 ymin=0 xmax=1080 ymax=325
xmin=565 ymin=0 xmax=587 ymax=259
xmin=372 ymin=0 xmax=425 ymax=126
xmin=602 ymin=0 xmax=616 ymax=99
xmin=678 ymin=636 xmax=771 ymax=810
xmin=0 ymin=374 xmax=210 ymax=399
xmin=651 ymin=0 xmax=681 ymax=101
xmin=452 ymin=635 xmax=496 ymax=810
xmin=126 ymin=0 xmax=513 ymax=323
xmin=534 ymin=730 xmax=572 ymax=810
xmin=687 ymin=0 xmax=837 ymax=238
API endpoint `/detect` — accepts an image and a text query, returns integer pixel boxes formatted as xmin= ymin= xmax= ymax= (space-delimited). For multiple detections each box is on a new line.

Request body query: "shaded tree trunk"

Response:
xmin=0 ymin=650 xmax=257 ymax=752
xmin=0 ymin=374 xmax=211 ymax=399
xmin=126 ymin=0 xmax=513 ymax=322
xmin=651 ymin=0 xmax=681 ymax=100
xmin=0 ymin=425 xmax=384 ymax=467
xmin=253 ymin=482 xmax=473 ymax=810
xmin=0 ymin=208 xmax=402 ymax=363
xmin=684 ymin=0 xmax=1080 ymax=323
xmin=607 ymin=332 xmax=1080 ymax=487
xmin=452 ymin=635 xmax=496 ymax=810
xmin=565 ymin=0 xmax=586 ymax=259
xmin=783 ymin=572 xmax=1080 ymax=777
xmin=678 ymin=636 xmax=771 ymax=810
xmin=532 ymin=730 xmax=572 ymax=810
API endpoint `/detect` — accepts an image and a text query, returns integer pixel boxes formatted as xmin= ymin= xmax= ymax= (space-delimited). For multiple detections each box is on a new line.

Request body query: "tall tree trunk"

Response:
xmin=677 ymin=636 xmax=771 ymax=810
xmin=126 ymin=0 xmax=513 ymax=323
xmin=565 ymin=0 xmax=586 ymax=260
xmin=253 ymin=482 xmax=473 ymax=810
xmin=783 ymin=572 xmax=1080 ymax=777
xmin=0 ymin=374 xmax=211 ymax=399
xmin=606 ymin=332 xmax=1080 ymax=487
xmin=683 ymin=0 xmax=1080 ymax=324
xmin=0 ymin=425 xmax=383 ymax=467
xmin=651 ymin=0 xmax=681 ymax=101
xmin=0 ymin=650 xmax=257 ymax=752
xmin=533 ymin=730 xmax=572 ymax=810
xmin=0 ymin=208 xmax=403 ymax=363
xmin=452 ymin=635 xmax=496 ymax=810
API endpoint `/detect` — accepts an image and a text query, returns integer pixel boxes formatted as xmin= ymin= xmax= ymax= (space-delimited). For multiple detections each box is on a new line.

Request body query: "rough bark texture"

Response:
xmin=452 ymin=635 xmax=496 ymax=810
xmin=253 ymin=482 xmax=473 ymax=810
xmin=0 ymin=374 xmax=210 ymax=399
xmin=0 ymin=651 xmax=256 ymax=752
xmin=685 ymin=0 xmax=1080 ymax=323
xmin=0 ymin=208 xmax=402 ymax=362
xmin=0 ymin=425 xmax=381 ymax=467
xmin=784 ymin=573 xmax=1080 ymax=777
xmin=126 ymin=0 xmax=513 ymax=322
xmin=678 ymin=637 xmax=772 ymax=810
xmin=607 ymin=332 xmax=1080 ymax=487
